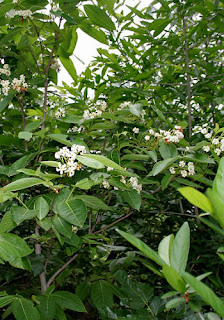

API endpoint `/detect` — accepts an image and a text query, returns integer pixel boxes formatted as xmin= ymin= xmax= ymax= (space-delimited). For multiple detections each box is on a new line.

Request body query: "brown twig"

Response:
xmin=93 ymin=211 xmax=133 ymax=235
xmin=150 ymin=185 xmax=161 ymax=195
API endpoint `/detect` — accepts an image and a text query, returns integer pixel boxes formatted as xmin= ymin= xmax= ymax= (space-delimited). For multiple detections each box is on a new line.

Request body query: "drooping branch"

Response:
xmin=182 ymin=17 xmax=192 ymax=138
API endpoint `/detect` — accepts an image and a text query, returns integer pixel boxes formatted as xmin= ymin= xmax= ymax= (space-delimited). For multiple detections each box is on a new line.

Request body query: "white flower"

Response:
xmin=129 ymin=177 xmax=142 ymax=194
xmin=5 ymin=9 xmax=16 ymax=18
xmin=203 ymin=146 xmax=210 ymax=152
xmin=212 ymin=138 xmax=219 ymax=145
xmin=56 ymin=163 xmax=67 ymax=175
xmin=144 ymin=135 xmax=150 ymax=141
xmin=149 ymin=129 xmax=155 ymax=135
xmin=205 ymin=133 xmax=212 ymax=139
xmin=102 ymin=180 xmax=110 ymax=189
xmin=169 ymin=167 xmax=176 ymax=174
xmin=51 ymin=58 xmax=61 ymax=73
xmin=120 ymin=176 xmax=126 ymax=184
xmin=13 ymin=0 xmax=18 ymax=3
xmin=55 ymin=107 xmax=65 ymax=118
xmin=107 ymin=167 xmax=113 ymax=171
xmin=133 ymin=127 xmax=139 ymax=134
xmin=201 ymin=128 xmax=208 ymax=134
xmin=181 ymin=170 xmax=188 ymax=178
xmin=179 ymin=161 xmax=186 ymax=167
xmin=214 ymin=148 xmax=221 ymax=156
xmin=72 ymin=226 xmax=78 ymax=233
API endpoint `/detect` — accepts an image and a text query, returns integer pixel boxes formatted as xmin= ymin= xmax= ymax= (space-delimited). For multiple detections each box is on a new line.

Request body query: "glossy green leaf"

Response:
xmin=183 ymin=272 xmax=224 ymax=317
xmin=165 ymin=297 xmax=185 ymax=310
xmin=12 ymin=298 xmax=40 ymax=320
xmin=170 ymin=222 xmax=190 ymax=273
xmin=0 ymin=295 xmax=16 ymax=308
xmin=52 ymin=291 xmax=86 ymax=312
xmin=206 ymin=188 xmax=224 ymax=228
xmin=81 ymin=154 xmax=125 ymax=171
xmin=72 ymin=195 xmax=112 ymax=211
xmin=57 ymin=199 xmax=87 ymax=227
xmin=11 ymin=207 xmax=38 ymax=225
xmin=149 ymin=157 xmax=179 ymax=176
xmin=59 ymin=57 xmax=77 ymax=81
xmin=116 ymin=229 xmax=165 ymax=266
xmin=213 ymin=157 xmax=224 ymax=200
xmin=0 ymin=211 xmax=16 ymax=233
xmin=3 ymin=178 xmax=44 ymax=192
xmin=76 ymin=155 xmax=105 ymax=169
xmin=34 ymin=197 xmax=49 ymax=220
xmin=37 ymin=295 xmax=56 ymax=320
xmin=0 ymin=93 xmax=14 ymax=113
xmin=52 ymin=215 xmax=72 ymax=238
xmin=91 ymin=280 xmax=114 ymax=309
xmin=120 ymin=190 xmax=141 ymax=210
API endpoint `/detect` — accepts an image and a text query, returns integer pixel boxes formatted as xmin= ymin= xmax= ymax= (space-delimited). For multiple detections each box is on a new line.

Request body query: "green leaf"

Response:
xmin=165 ymin=297 xmax=185 ymax=310
xmin=199 ymin=217 xmax=224 ymax=237
xmin=213 ymin=157 xmax=224 ymax=199
xmin=40 ymin=161 xmax=59 ymax=168
xmin=206 ymin=188 xmax=224 ymax=228
xmin=162 ymin=265 xmax=186 ymax=293
xmin=0 ymin=93 xmax=14 ymax=113
xmin=48 ymin=134 xmax=73 ymax=146
xmin=170 ymin=222 xmax=190 ymax=273
xmin=12 ymin=298 xmax=40 ymax=320
xmin=52 ymin=291 xmax=86 ymax=312
xmin=11 ymin=207 xmax=38 ymax=225
xmin=149 ymin=157 xmax=179 ymax=176
xmin=57 ymin=199 xmax=87 ymax=227
xmin=52 ymin=215 xmax=72 ymax=239
xmin=116 ymin=229 xmax=165 ymax=266
xmin=120 ymin=190 xmax=141 ymax=210
xmin=179 ymin=187 xmax=213 ymax=213
xmin=159 ymin=142 xmax=177 ymax=160
xmin=91 ymin=280 xmax=114 ymax=309
xmin=59 ymin=57 xmax=77 ymax=82
xmin=161 ymin=174 xmax=173 ymax=191
xmin=158 ymin=234 xmax=174 ymax=266
xmin=0 ymin=233 xmax=32 ymax=264
xmin=72 ymin=195 xmax=112 ymax=211
xmin=9 ymin=153 xmax=36 ymax=176
xmin=0 ymin=295 xmax=16 ymax=308
xmin=34 ymin=197 xmax=49 ymax=220
xmin=81 ymin=154 xmax=125 ymax=171
xmin=18 ymin=131 xmax=33 ymax=141
xmin=3 ymin=178 xmax=44 ymax=192
xmin=0 ymin=211 xmax=16 ymax=233
xmin=76 ymin=155 xmax=105 ymax=169
xmin=37 ymin=295 xmax=56 ymax=320
xmin=84 ymin=5 xmax=115 ymax=31
xmin=182 ymin=272 xmax=224 ymax=317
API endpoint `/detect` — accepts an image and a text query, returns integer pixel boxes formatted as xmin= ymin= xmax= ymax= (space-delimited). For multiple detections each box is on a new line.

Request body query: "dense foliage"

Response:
xmin=0 ymin=0 xmax=224 ymax=319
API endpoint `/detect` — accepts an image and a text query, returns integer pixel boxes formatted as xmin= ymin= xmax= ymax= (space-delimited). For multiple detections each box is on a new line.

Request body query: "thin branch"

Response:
xmin=89 ymin=209 xmax=92 ymax=234
xmin=17 ymin=95 xmax=28 ymax=151
xmin=150 ymin=185 xmax=161 ymax=195
xmin=35 ymin=225 xmax=47 ymax=294
xmin=93 ymin=211 xmax=133 ymax=235
xmin=182 ymin=17 xmax=192 ymax=138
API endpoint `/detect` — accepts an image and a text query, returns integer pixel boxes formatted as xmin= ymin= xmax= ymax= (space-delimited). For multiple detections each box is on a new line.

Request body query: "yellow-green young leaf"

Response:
xmin=2 ymin=178 xmax=44 ymax=192
xmin=116 ymin=229 xmax=165 ymax=266
xmin=170 ymin=222 xmax=190 ymax=273
xmin=162 ymin=265 xmax=186 ymax=293
xmin=182 ymin=272 xmax=224 ymax=317
xmin=178 ymin=187 xmax=213 ymax=213
xmin=84 ymin=5 xmax=115 ymax=31
xmin=12 ymin=298 xmax=40 ymax=320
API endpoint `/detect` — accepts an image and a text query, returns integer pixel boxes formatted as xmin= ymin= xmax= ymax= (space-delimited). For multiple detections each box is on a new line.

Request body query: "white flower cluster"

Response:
xmin=55 ymin=107 xmax=65 ymax=118
xmin=1 ymin=74 xmax=27 ymax=95
xmin=202 ymin=137 xmax=224 ymax=156
xmin=11 ymin=75 xmax=28 ymax=92
xmin=67 ymin=125 xmax=84 ymax=134
xmin=6 ymin=9 xmax=32 ymax=19
xmin=0 ymin=64 xmax=11 ymax=76
xmin=169 ymin=161 xmax=195 ymax=177
xmin=192 ymin=124 xmax=212 ymax=138
xmin=147 ymin=126 xmax=184 ymax=143
xmin=83 ymin=107 xmax=102 ymax=120
xmin=133 ymin=127 xmax=139 ymax=134
xmin=117 ymin=101 xmax=131 ymax=111
xmin=95 ymin=100 xmax=107 ymax=111
xmin=102 ymin=180 xmax=110 ymax=189
xmin=129 ymin=177 xmax=142 ymax=194
xmin=50 ymin=58 xmax=61 ymax=73
xmin=55 ymin=144 xmax=86 ymax=177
